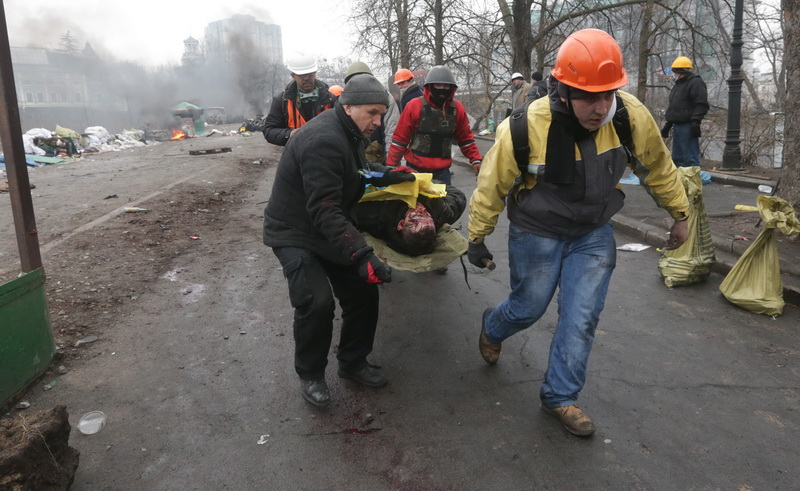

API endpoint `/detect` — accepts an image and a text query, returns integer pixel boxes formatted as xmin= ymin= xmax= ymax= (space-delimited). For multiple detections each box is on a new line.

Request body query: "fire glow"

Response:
xmin=170 ymin=129 xmax=187 ymax=140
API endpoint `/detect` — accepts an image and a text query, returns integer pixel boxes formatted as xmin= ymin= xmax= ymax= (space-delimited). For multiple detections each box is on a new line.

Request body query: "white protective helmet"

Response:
xmin=511 ymin=72 xmax=524 ymax=80
xmin=286 ymin=52 xmax=318 ymax=75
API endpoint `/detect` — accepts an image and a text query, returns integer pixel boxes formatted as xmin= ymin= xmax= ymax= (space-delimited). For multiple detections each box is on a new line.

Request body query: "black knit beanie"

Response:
xmin=339 ymin=75 xmax=390 ymax=106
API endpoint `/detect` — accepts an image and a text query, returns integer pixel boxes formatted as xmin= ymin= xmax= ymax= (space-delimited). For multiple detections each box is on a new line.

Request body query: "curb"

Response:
xmin=706 ymin=170 xmax=778 ymax=189
xmin=611 ymin=214 xmax=800 ymax=308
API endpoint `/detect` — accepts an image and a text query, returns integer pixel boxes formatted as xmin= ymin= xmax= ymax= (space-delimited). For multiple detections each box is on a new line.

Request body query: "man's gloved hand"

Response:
xmin=368 ymin=169 xmax=416 ymax=187
xmin=690 ymin=122 xmax=702 ymax=138
xmin=351 ymin=245 xmax=392 ymax=284
xmin=660 ymin=122 xmax=673 ymax=139
xmin=467 ymin=240 xmax=493 ymax=268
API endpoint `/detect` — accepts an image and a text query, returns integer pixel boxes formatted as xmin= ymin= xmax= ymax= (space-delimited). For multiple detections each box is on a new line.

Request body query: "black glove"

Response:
xmin=660 ymin=122 xmax=673 ymax=139
xmin=467 ymin=240 xmax=493 ymax=268
xmin=368 ymin=169 xmax=416 ymax=187
xmin=690 ymin=122 xmax=702 ymax=138
xmin=351 ymin=246 xmax=392 ymax=284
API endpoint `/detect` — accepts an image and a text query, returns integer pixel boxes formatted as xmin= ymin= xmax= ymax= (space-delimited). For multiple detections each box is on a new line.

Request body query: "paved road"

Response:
xmin=20 ymin=140 xmax=800 ymax=489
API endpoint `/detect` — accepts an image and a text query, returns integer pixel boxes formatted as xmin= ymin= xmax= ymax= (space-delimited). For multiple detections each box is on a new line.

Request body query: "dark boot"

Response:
xmin=300 ymin=379 xmax=330 ymax=406
xmin=338 ymin=364 xmax=387 ymax=388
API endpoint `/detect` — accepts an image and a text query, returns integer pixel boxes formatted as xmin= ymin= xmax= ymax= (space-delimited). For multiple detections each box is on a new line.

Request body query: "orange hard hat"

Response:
xmin=394 ymin=68 xmax=414 ymax=84
xmin=551 ymin=29 xmax=628 ymax=92
xmin=329 ymin=85 xmax=344 ymax=96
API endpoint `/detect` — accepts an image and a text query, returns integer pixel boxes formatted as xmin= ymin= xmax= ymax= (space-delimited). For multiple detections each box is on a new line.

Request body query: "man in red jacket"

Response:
xmin=387 ymin=65 xmax=482 ymax=184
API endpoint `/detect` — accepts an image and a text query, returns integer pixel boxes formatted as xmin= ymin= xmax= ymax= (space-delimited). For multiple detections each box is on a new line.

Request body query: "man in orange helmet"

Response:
xmin=384 ymin=68 xmax=424 ymax=152
xmin=393 ymin=68 xmax=424 ymax=111
xmin=468 ymin=29 xmax=689 ymax=437
xmin=328 ymin=84 xmax=344 ymax=101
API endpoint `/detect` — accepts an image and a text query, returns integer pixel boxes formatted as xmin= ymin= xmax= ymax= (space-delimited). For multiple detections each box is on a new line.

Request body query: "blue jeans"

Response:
xmin=483 ymin=223 xmax=617 ymax=408
xmin=671 ymin=122 xmax=701 ymax=167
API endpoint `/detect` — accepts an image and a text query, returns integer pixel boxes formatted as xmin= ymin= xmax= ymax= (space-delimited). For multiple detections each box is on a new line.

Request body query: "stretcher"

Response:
xmin=363 ymin=224 xmax=468 ymax=273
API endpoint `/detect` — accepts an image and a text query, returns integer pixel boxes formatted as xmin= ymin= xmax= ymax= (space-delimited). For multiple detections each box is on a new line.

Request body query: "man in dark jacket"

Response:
xmin=264 ymin=74 xmax=415 ymax=407
xmin=527 ymin=71 xmax=548 ymax=101
xmin=262 ymin=53 xmax=334 ymax=146
xmin=353 ymin=184 xmax=466 ymax=256
xmin=660 ymin=56 xmax=709 ymax=167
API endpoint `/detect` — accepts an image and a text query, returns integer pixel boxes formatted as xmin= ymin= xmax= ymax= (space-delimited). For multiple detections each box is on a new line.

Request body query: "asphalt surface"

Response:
xmin=13 ymin=135 xmax=800 ymax=489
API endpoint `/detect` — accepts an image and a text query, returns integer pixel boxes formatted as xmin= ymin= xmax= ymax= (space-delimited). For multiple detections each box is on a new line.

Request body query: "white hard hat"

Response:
xmin=286 ymin=52 xmax=318 ymax=75
xmin=511 ymin=72 xmax=524 ymax=80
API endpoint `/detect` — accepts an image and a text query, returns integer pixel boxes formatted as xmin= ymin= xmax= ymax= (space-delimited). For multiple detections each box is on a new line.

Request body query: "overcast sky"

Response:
xmin=3 ymin=0 xmax=354 ymax=68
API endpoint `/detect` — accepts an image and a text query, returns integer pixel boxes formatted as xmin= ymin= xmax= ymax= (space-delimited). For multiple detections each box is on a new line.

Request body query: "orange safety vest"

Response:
xmin=286 ymin=99 xmax=332 ymax=129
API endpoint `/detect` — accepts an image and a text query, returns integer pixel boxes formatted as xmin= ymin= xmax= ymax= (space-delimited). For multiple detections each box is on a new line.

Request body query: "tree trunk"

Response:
xmin=434 ymin=0 xmax=444 ymax=64
xmin=782 ymin=1 xmax=800 ymax=210
xmin=396 ymin=0 xmax=411 ymax=69
xmin=498 ymin=0 xmax=534 ymax=78
xmin=636 ymin=0 xmax=654 ymax=103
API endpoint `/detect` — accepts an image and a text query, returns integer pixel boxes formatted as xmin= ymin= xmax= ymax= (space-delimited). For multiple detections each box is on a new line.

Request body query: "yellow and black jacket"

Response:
xmin=469 ymin=90 xmax=688 ymax=241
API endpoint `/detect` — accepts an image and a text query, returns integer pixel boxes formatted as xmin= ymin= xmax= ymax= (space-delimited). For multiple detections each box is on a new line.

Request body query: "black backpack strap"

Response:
xmin=510 ymin=100 xmax=532 ymax=173
xmin=612 ymin=93 xmax=634 ymax=163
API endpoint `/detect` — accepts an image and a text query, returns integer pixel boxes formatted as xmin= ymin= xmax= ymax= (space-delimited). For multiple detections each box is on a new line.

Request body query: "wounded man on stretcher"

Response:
xmin=352 ymin=177 xmax=468 ymax=272
xmin=354 ymin=183 xmax=466 ymax=255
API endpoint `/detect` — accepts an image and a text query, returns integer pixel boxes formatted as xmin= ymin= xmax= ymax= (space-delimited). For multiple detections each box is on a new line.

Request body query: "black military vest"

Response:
xmin=410 ymin=97 xmax=456 ymax=158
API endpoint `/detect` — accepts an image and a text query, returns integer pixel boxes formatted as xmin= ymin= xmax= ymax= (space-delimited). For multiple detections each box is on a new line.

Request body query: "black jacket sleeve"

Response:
xmin=300 ymin=134 xmax=368 ymax=261
xmin=262 ymin=95 xmax=292 ymax=146
xmin=689 ymin=78 xmax=710 ymax=123
xmin=424 ymin=185 xmax=467 ymax=228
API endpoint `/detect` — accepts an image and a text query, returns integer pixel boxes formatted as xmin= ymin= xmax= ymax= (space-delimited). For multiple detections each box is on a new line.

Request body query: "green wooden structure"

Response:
xmin=0 ymin=269 xmax=54 ymax=410
xmin=0 ymin=2 xmax=55 ymax=412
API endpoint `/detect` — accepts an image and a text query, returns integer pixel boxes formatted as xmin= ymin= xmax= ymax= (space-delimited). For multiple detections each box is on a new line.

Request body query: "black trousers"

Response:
xmin=272 ymin=246 xmax=380 ymax=380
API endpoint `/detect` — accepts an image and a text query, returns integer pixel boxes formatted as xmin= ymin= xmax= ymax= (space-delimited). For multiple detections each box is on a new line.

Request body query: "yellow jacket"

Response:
xmin=469 ymin=90 xmax=689 ymax=242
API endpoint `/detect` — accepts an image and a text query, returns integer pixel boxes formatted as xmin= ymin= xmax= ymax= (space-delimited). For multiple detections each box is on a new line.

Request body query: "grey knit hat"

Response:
xmin=339 ymin=74 xmax=390 ymax=106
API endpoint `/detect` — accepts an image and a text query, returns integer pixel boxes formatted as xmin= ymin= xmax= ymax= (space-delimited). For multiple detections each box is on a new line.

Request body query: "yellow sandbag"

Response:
xmin=363 ymin=224 xmax=468 ymax=272
xmin=359 ymin=173 xmax=446 ymax=208
xmin=719 ymin=195 xmax=800 ymax=316
xmin=659 ymin=166 xmax=716 ymax=287
xmin=54 ymin=124 xmax=82 ymax=141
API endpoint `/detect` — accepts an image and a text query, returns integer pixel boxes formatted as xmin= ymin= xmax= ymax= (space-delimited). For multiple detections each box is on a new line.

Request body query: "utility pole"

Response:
xmin=722 ymin=0 xmax=745 ymax=171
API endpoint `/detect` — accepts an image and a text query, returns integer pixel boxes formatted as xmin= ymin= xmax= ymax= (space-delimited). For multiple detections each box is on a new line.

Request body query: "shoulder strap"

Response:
xmin=612 ymin=93 xmax=634 ymax=162
xmin=510 ymin=100 xmax=532 ymax=173
xmin=511 ymin=95 xmax=632 ymax=173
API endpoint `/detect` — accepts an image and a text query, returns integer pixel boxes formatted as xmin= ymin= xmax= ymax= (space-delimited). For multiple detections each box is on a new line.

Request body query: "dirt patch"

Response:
xmin=44 ymin=159 xmax=269 ymax=366
xmin=0 ymin=405 xmax=80 ymax=490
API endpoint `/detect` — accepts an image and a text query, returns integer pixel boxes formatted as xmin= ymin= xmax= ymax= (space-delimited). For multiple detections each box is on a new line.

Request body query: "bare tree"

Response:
xmin=748 ymin=0 xmax=785 ymax=110
xmin=350 ymin=0 xmax=428 ymax=74
xmin=780 ymin=0 xmax=800 ymax=209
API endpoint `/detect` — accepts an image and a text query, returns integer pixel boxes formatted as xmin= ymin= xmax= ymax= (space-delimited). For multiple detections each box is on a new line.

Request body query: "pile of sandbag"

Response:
xmin=83 ymin=126 xmax=112 ymax=151
xmin=83 ymin=126 xmax=151 ymax=152
xmin=22 ymin=128 xmax=52 ymax=156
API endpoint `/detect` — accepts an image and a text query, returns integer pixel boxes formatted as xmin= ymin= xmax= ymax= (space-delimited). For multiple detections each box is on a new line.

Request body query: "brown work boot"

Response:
xmin=541 ymin=404 xmax=596 ymax=436
xmin=479 ymin=308 xmax=501 ymax=364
